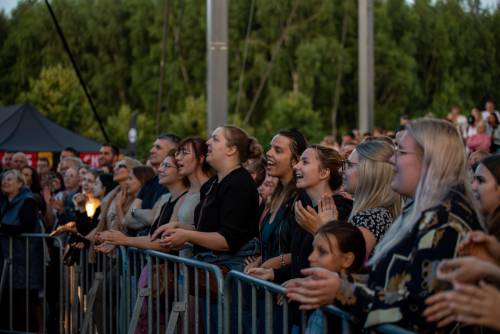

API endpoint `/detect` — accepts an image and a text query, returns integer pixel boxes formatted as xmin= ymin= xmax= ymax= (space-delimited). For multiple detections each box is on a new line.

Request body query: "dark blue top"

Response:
xmin=137 ymin=175 xmax=169 ymax=209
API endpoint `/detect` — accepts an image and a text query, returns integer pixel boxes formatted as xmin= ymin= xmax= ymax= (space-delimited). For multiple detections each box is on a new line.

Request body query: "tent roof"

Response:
xmin=0 ymin=103 xmax=101 ymax=152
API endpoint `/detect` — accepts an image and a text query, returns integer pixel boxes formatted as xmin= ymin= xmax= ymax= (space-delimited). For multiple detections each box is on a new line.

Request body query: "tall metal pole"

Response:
xmin=358 ymin=0 xmax=374 ymax=133
xmin=207 ymin=0 xmax=228 ymax=134
xmin=156 ymin=0 xmax=169 ymax=135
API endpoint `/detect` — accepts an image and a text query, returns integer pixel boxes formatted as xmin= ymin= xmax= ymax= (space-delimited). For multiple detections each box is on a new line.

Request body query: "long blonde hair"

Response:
xmin=349 ymin=139 xmax=401 ymax=220
xmin=370 ymin=118 xmax=474 ymax=265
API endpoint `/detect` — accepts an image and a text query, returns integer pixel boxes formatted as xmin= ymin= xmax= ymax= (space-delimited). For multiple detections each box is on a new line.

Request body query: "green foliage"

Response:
xmin=18 ymin=65 xmax=94 ymax=134
xmin=1 ymin=0 xmax=500 ymax=155
xmin=167 ymin=96 xmax=207 ymax=138
xmin=255 ymin=90 xmax=323 ymax=145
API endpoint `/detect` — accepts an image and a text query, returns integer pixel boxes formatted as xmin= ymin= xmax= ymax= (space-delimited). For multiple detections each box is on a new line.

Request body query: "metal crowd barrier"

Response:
xmin=375 ymin=324 xmax=417 ymax=334
xmin=224 ymin=270 xmax=362 ymax=334
xmin=0 ymin=233 xmax=66 ymax=334
xmin=0 ymin=233 xmax=418 ymax=334
xmin=119 ymin=248 xmax=225 ymax=334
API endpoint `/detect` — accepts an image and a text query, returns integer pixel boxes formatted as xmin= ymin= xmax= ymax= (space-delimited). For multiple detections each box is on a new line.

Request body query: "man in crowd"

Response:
xmin=37 ymin=157 xmax=51 ymax=181
xmin=58 ymin=157 xmax=83 ymax=176
xmin=60 ymin=147 xmax=79 ymax=160
xmin=1 ymin=151 xmax=14 ymax=170
xmin=12 ymin=152 xmax=28 ymax=170
xmin=136 ymin=134 xmax=180 ymax=211
xmin=98 ymin=143 xmax=120 ymax=171
xmin=447 ymin=105 xmax=468 ymax=139
xmin=482 ymin=99 xmax=500 ymax=121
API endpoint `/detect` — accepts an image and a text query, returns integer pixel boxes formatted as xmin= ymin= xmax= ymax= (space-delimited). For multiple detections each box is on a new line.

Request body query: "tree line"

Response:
xmin=0 ymin=0 xmax=499 ymax=158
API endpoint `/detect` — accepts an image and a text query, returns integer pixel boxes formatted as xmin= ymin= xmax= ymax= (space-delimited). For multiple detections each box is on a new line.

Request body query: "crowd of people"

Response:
xmin=0 ymin=103 xmax=499 ymax=333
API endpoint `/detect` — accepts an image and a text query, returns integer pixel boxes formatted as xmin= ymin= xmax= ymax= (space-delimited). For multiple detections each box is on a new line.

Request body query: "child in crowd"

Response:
xmin=306 ymin=221 xmax=366 ymax=333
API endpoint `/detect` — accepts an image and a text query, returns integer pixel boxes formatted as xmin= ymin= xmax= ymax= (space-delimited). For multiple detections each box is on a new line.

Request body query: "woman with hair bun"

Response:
xmin=158 ymin=125 xmax=261 ymax=271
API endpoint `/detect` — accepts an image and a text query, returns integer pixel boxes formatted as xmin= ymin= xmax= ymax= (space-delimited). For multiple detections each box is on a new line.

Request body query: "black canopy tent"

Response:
xmin=0 ymin=103 xmax=101 ymax=152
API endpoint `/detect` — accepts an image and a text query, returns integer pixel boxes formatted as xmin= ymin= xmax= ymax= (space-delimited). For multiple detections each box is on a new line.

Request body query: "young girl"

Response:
xmin=306 ymin=221 xmax=366 ymax=333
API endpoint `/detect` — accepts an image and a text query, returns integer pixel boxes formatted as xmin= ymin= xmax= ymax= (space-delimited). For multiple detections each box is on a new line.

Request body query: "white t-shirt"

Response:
xmin=481 ymin=110 xmax=500 ymax=121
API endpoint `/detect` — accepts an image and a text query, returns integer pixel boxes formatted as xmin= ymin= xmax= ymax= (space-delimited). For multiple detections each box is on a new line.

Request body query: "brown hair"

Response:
xmin=316 ymin=220 xmax=366 ymax=273
xmin=244 ymin=157 xmax=267 ymax=187
xmin=268 ymin=129 xmax=308 ymax=213
xmin=309 ymin=144 xmax=343 ymax=191
xmin=177 ymin=136 xmax=213 ymax=174
xmin=132 ymin=166 xmax=156 ymax=186
xmin=222 ymin=125 xmax=262 ymax=164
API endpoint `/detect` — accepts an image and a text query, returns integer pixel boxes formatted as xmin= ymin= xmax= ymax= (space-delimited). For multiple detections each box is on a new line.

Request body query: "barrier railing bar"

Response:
xmin=0 ymin=234 xmax=417 ymax=334
xmin=376 ymin=324 xmax=417 ymax=334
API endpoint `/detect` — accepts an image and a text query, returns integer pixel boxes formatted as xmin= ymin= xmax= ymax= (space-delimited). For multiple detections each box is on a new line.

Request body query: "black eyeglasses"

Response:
xmin=341 ymin=160 xmax=358 ymax=172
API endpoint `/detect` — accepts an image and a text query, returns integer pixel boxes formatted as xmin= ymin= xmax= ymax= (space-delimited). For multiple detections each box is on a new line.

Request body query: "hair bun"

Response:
xmin=247 ymin=137 xmax=263 ymax=161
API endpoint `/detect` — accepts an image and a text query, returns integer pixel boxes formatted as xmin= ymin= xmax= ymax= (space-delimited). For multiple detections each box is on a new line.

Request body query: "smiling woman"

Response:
xmin=472 ymin=155 xmax=500 ymax=237
xmin=286 ymin=118 xmax=485 ymax=333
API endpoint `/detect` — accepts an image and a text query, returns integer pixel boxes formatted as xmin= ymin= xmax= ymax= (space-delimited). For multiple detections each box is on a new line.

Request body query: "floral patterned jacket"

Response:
xmin=336 ymin=188 xmax=483 ymax=333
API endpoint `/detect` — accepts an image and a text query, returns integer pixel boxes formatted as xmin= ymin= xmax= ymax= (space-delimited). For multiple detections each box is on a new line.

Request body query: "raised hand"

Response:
xmin=294 ymin=201 xmax=322 ymax=234
xmin=318 ymin=195 xmax=338 ymax=224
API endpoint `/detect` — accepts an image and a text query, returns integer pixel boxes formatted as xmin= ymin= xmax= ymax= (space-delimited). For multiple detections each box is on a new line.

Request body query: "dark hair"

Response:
xmin=222 ymin=125 xmax=262 ymax=164
xmin=102 ymin=143 xmax=120 ymax=157
xmin=63 ymin=147 xmax=78 ymax=157
xmin=344 ymin=132 xmax=356 ymax=139
xmin=98 ymin=173 xmax=118 ymax=196
xmin=268 ymin=129 xmax=308 ymax=213
xmin=309 ymin=145 xmax=342 ymax=191
xmin=177 ymin=136 xmax=213 ymax=174
xmin=132 ymin=166 xmax=156 ymax=186
xmin=22 ymin=166 xmax=42 ymax=193
xmin=86 ymin=168 xmax=101 ymax=179
xmin=316 ymin=221 xmax=366 ymax=273
xmin=488 ymin=112 xmax=499 ymax=127
xmin=245 ymin=157 xmax=266 ymax=187
xmin=467 ymin=115 xmax=475 ymax=126
xmin=277 ymin=129 xmax=308 ymax=162
xmin=158 ymin=133 xmax=181 ymax=144
xmin=481 ymin=154 xmax=500 ymax=185
xmin=38 ymin=157 xmax=49 ymax=164
xmin=395 ymin=125 xmax=406 ymax=134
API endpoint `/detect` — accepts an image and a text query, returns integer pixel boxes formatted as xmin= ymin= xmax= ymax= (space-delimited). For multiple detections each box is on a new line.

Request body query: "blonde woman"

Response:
xmin=286 ymin=118 xmax=483 ymax=333
xmin=342 ymin=138 xmax=401 ymax=255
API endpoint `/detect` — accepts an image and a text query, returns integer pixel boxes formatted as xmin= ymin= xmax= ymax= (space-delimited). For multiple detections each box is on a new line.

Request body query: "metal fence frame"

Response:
xmin=224 ymin=269 xmax=360 ymax=334
xmin=121 ymin=248 xmax=225 ymax=334
xmin=1 ymin=233 xmax=417 ymax=334
xmin=0 ymin=233 xmax=66 ymax=334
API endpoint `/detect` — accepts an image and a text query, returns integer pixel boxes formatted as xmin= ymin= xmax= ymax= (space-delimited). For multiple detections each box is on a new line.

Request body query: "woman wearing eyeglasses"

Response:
xmin=150 ymin=137 xmax=213 ymax=258
xmin=341 ymin=138 xmax=401 ymax=256
xmin=286 ymin=119 xmax=483 ymax=333
xmin=98 ymin=151 xmax=189 ymax=251
xmin=158 ymin=125 xmax=261 ymax=271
